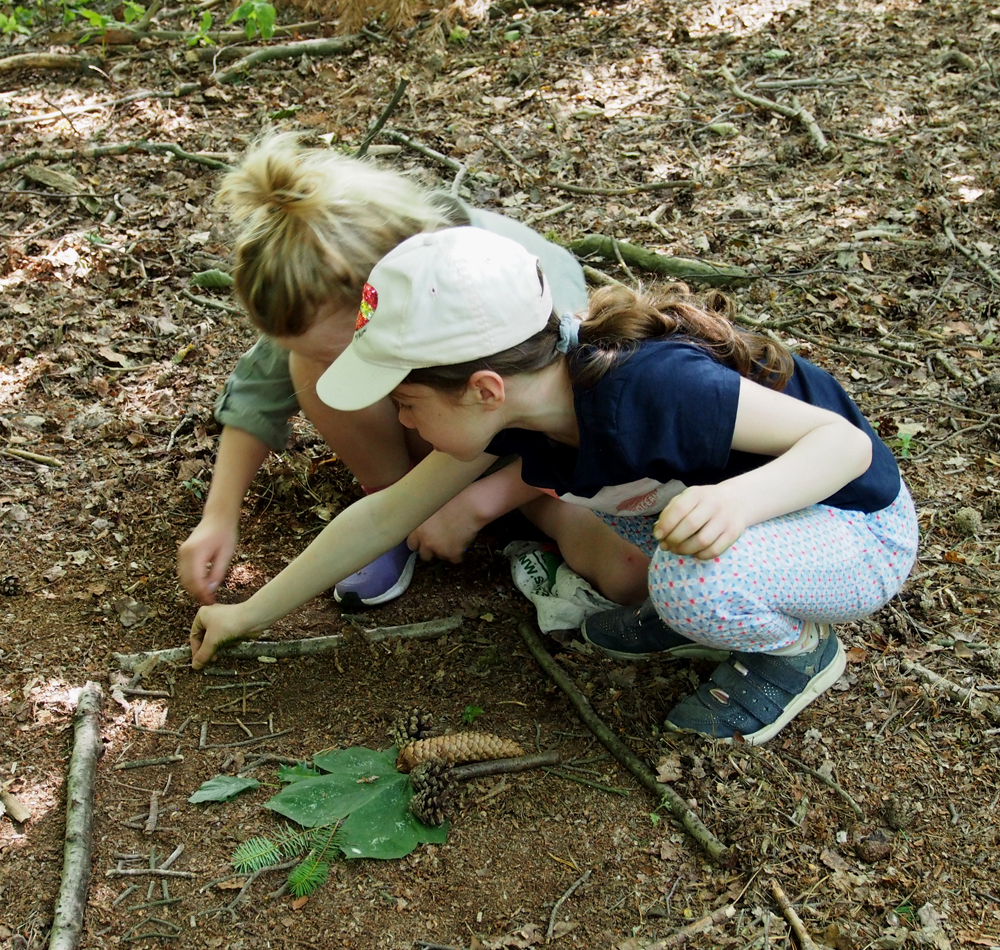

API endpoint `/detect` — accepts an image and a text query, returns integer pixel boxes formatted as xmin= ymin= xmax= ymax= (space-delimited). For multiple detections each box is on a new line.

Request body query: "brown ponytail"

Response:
xmin=406 ymin=282 xmax=794 ymax=394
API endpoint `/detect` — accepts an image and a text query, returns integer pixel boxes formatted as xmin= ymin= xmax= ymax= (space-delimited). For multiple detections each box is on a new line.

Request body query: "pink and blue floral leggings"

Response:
xmin=600 ymin=482 xmax=919 ymax=653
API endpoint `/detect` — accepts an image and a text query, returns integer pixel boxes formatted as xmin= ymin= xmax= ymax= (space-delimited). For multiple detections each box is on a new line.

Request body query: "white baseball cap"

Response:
xmin=316 ymin=227 xmax=553 ymax=411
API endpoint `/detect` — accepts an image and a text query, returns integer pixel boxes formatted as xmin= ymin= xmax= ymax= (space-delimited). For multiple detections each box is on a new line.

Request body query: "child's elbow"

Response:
xmin=847 ymin=424 xmax=873 ymax=478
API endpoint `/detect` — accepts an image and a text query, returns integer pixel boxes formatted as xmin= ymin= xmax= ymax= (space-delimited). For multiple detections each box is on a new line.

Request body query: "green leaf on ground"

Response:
xmin=188 ymin=774 xmax=261 ymax=803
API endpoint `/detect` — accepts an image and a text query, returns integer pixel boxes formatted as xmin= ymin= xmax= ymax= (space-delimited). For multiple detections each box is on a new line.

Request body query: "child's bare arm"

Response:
xmin=177 ymin=425 xmax=272 ymax=603
xmin=655 ymin=377 xmax=873 ymax=559
xmin=189 ymin=451 xmax=495 ymax=669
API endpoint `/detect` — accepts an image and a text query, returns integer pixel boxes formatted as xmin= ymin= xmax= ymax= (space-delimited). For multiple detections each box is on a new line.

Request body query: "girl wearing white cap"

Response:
xmin=190 ymin=227 xmax=918 ymax=745
xmin=177 ymin=134 xmax=648 ymax=612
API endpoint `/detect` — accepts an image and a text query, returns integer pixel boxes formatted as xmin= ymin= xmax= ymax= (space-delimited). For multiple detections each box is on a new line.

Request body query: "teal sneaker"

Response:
xmin=663 ymin=625 xmax=846 ymax=745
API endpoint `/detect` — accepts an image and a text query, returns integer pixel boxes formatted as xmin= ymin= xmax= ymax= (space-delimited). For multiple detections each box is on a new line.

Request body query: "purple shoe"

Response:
xmin=333 ymin=540 xmax=417 ymax=609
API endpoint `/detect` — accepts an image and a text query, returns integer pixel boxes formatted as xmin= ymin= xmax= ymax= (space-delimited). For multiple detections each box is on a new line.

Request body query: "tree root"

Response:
xmin=567 ymin=235 xmax=751 ymax=288
xmin=516 ymin=621 xmax=732 ymax=866
xmin=48 ymin=682 xmax=104 ymax=950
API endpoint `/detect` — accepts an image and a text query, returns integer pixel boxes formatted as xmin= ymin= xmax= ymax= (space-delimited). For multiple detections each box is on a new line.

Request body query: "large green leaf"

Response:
xmin=338 ymin=776 xmax=447 ymax=859
xmin=264 ymin=746 xmax=446 ymax=859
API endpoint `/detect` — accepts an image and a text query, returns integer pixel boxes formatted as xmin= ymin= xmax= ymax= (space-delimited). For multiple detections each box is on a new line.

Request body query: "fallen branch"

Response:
xmin=770 ymin=882 xmax=820 ymax=950
xmin=113 ymin=613 xmax=465 ymax=671
xmin=448 ymin=750 xmax=560 ymax=781
xmin=568 ymin=235 xmax=751 ymax=288
xmin=516 ymin=621 xmax=731 ymax=865
xmin=105 ymin=868 xmax=195 ymax=879
xmin=0 ymin=53 xmax=99 ymax=74
xmin=719 ymin=65 xmax=836 ymax=160
xmin=547 ymin=869 xmax=590 ymax=941
xmin=45 ymin=18 xmax=326 ymax=45
xmin=943 ymin=220 xmax=1000 ymax=286
xmin=356 ymin=77 xmax=410 ymax=157
xmin=0 ymin=140 xmax=231 ymax=176
xmin=209 ymin=36 xmax=360 ymax=86
xmin=1 ymin=447 xmax=64 ymax=467
xmin=554 ymin=179 xmax=694 ymax=196
xmin=0 ymin=790 xmax=32 ymax=823
xmin=641 ymin=903 xmax=736 ymax=949
xmin=49 ymin=682 xmax=104 ymax=950
xmin=899 ymin=659 xmax=1000 ymax=724
xmin=112 ymin=755 xmax=184 ymax=770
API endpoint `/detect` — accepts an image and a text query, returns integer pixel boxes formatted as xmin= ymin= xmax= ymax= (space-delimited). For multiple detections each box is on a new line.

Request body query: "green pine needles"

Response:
xmin=232 ymin=822 xmax=343 ymax=897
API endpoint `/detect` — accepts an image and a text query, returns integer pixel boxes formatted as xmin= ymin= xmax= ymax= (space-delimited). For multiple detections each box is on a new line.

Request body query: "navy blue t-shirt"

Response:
xmin=486 ymin=340 xmax=900 ymax=518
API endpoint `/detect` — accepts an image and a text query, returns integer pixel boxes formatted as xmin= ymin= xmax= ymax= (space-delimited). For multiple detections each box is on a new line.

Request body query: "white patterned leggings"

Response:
xmin=599 ymin=482 xmax=919 ymax=653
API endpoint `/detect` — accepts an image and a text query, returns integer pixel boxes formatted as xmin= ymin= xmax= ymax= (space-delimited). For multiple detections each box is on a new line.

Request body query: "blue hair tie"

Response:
xmin=556 ymin=313 xmax=582 ymax=354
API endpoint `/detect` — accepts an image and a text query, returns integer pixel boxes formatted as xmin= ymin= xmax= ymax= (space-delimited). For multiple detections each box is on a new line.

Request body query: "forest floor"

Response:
xmin=3 ymin=0 xmax=1000 ymax=947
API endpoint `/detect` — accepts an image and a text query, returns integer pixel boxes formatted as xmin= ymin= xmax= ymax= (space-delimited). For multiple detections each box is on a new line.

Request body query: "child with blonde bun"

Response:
xmin=188 ymin=227 xmax=917 ymax=745
xmin=177 ymin=134 xmax=648 ymax=610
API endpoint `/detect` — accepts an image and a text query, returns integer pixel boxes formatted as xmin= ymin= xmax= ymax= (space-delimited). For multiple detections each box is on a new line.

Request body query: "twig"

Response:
xmin=554 ymin=179 xmax=693 ymax=196
xmin=641 ymin=904 xmax=736 ymax=949
xmin=204 ymin=729 xmax=291 ymax=749
xmin=379 ymin=129 xmax=465 ymax=172
xmin=448 ymin=750 xmax=560 ymax=782
xmin=112 ymin=755 xmax=184 ymax=771
xmin=719 ymin=66 xmax=835 ymax=159
xmin=355 ymin=77 xmax=410 ymax=157
xmin=543 ymin=768 xmax=630 ymax=796
xmin=113 ymin=613 xmax=464 ymax=671
xmin=943 ymin=220 xmax=1000 ymax=286
xmin=770 ymin=882 xmax=819 ymax=950
xmin=210 ymin=36 xmax=361 ymax=86
xmin=1 ymin=447 xmax=63 ymax=467
xmin=774 ymin=752 xmax=864 ymax=819
xmin=179 ymin=289 xmax=244 ymax=316
xmin=899 ymin=659 xmax=1000 ymax=724
xmin=48 ymin=682 xmax=103 ymax=950
xmin=0 ymin=52 xmax=96 ymax=73
xmin=547 ymin=869 xmax=590 ymax=941
xmin=0 ymin=140 xmax=231 ymax=176
xmin=517 ymin=621 xmax=731 ymax=865
xmin=787 ymin=330 xmax=914 ymax=368
xmin=105 ymin=868 xmax=195 ymax=879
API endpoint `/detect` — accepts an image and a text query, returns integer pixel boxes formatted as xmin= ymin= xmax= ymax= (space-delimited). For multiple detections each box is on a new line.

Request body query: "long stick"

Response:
xmin=516 ymin=622 xmax=731 ymax=865
xmin=112 ymin=613 xmax=464 ymax=671
xmin=49 ymin=682 xmax=104 ymax=950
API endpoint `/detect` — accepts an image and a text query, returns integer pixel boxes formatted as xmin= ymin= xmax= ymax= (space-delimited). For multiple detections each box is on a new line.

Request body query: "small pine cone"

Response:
xmin=396 ymin=733 xmax=525 ymax=773
xmin=392 ymin=707 xmax=435 ymax=748
xmin=409 ymin=758 xmax=452 ymax=797
xmin=410 ymin=788 xmax=449 ymax=827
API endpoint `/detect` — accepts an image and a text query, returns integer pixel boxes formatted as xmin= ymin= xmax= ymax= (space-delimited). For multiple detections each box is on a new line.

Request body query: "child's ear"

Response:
xmin=467 ymin=370 xmax=506 ymax=408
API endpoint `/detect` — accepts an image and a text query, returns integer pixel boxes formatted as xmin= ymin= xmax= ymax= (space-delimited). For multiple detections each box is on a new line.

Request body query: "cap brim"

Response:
xmin=316 ymin=345 xmax=410 ymax=411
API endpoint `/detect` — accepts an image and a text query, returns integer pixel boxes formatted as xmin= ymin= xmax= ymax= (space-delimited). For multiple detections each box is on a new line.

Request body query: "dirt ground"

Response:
xmin=3 ymin=0 xmax=1000 ymax=946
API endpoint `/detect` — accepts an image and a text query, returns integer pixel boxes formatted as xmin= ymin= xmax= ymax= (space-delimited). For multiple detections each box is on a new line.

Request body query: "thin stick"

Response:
xmin=543 ymin=768 xmax=630 ymax=796
xmin=718 ymin=66 xmax=835 ymax=159
xmin=355 ymin=77 xmax=410 ymax=157
xmin=48 ymin=682 xmax=104 ymax=950
xmin=943 ymin=220 xmax=1000 ymax=286
xmin=517 ymin=622 xmax=731 ymax=864
xmin=448 ymin=750 xmax=560 ymax=781
xmin=1 ymin=447 xmax=63 ymax=467
xmin=643 ymin=904 xmax=736 ymax=949
xmin=554 ymin=179 xmax=692 ymax=196
xmin=547 ymin=869 xmax=590 ymax=940
xmin=900 ymin=659 xmax=1000 ymax=724
xmin=104 ymin=869 xmax=195 ymax=879
xmin=770 ymin=882 xmax=819 ymax=950
xmin=113 ymin=613 xmax=463 ymax=671
xmin=112 ymin=755 xmax=184 ymax=770
xmin=775 ymin=752 xmax=864 ymax=818
xmin=204 ymin=729 xmax=291 ymax=749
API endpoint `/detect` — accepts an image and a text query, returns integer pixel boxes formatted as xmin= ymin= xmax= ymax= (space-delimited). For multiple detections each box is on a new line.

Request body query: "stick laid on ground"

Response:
xmin=112 ymin=613 xmax=465 ymax=672
xmin=48 ymin=681 xmax=104 ymax=950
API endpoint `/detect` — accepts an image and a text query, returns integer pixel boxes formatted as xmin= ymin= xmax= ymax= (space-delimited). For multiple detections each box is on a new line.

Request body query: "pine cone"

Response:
xmin=410 ymin=788 xmax=449 ymax=827
xmin=396 ymin=733 xmax=525 ymax=773
xmin=409 ymin=758 xmax=452 ymax=796
xmin=392 ymin=707 xmax=435 ymax=748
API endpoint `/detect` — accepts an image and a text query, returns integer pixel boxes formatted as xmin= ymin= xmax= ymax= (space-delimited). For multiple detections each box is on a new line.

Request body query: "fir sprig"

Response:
xmin=231 ymin=821 xmax=343 ymax=896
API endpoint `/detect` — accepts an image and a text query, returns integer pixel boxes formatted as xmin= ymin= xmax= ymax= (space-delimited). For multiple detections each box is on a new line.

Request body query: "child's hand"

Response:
xmin=407 ymin=500 xmax=483 ymax=563
xmin=178 ymin=518 xmax=238 ymax=605
xmin=189 ymin=603 xmax=256 ymax=671
xmin=653 ymin=485 xmax=747 ymax=559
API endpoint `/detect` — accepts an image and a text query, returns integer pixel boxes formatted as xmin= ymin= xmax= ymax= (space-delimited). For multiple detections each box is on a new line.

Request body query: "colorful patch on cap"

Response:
xmin=356 ymin=283 xmax=378 ymax=331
